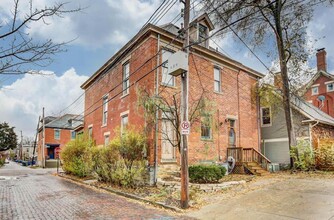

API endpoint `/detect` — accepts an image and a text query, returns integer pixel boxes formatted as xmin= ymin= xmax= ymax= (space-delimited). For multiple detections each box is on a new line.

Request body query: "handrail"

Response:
xmin=252 ymin=148 xmax=271 ymax=163
xmin=227 ymin=147 xmax=271 ymax=169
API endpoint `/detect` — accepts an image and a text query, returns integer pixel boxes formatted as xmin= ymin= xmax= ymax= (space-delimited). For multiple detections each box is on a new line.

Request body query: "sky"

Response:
xmin=0 ymin=0 xmax=334 ymax=139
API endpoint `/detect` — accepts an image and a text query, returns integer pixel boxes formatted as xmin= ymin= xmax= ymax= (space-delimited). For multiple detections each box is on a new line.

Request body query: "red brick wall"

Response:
xmin=83 ymin=34 xmax=260 ymax=166
xmin=304 ymin=75 xmax=334 ymax=117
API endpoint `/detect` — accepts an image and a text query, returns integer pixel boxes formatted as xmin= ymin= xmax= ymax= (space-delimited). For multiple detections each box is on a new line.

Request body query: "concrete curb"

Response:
xmin=57 ymin=174 xmax=182 ymax=213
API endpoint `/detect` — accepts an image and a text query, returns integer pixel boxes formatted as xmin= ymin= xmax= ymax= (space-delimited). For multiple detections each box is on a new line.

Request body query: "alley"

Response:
xmin=0 ymin=162 xmax=184 ymax=220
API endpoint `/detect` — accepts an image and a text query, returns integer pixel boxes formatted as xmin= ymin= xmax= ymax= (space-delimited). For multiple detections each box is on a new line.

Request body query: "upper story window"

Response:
xmin=214 ymin=67 xmax=221 ymax=92
xmin=123 ymin=62 xmax=130 ymax=95
xmin=260 ymin=107 xmax=272 ymax=127
xmin=311 ymin=86 xmax=319 ymax=95
xmin=54 ymin=129 xmax=60 ymax=140
xmin=201 ymin=115 xmax=212 ymax=140
xmin=71 ymin=131 xmax=76 ymax=139
xmin=326 ymin=82 xmax=334 ymax=92
xmin=102 ymin=95 xmax=108 ymax=126
xmin=162 ymin=49 xmax=175 ymax=86
xmin=198 ymin=24 xmax=208 ymax=43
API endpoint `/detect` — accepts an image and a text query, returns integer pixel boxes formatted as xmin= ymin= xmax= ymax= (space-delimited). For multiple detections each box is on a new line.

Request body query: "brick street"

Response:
xmin=0 ymin=162 xmax=187 ymax=220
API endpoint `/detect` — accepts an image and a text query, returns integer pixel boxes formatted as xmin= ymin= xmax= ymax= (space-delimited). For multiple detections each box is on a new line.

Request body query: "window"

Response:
xmin=123 ymin=62 xmax=130 ymax=95
xmin=54 ymin=129 xmax=60 ymax=140
xmin=261 ymin=107 xmax=272 ymax=127
xmin=88 ymin=127 xmax=93 ymax=139
xmin=312 ymin=86 xmax=319 ymax=95
xmin=228 ymin=120 xmax=236 ymax=147
xmin=161 ymin=49 xmax=174 ymax=86
xmin=71 ymin=131 xmax=76 ymax=139
xmin=102 ymin=95 xmax=108 ymax=125
xmin=104 ymin=134 xmax=110 ymax=146
xmin=121 ymin=115 xmax=128 ymax=133
xmin=327 ymin=83 xmax=334 ymax=92
xmin=198 ymin=24 xmax=208 ymax=43
xmin=201 ymin=115 xmax=212 ymax=139
xmin=214 ymin=67 xmax=221 ymax=92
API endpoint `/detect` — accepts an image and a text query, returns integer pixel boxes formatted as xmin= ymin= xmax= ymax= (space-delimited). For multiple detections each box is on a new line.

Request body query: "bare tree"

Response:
xmin=0 ymin=0 xmax=81 ymax=75
xmin=203 ymin=0 xmax=333 ymax=167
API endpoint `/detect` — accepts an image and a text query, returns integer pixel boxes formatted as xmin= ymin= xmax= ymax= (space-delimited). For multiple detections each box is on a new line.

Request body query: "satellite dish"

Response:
xmin=317 ymin=95 xmax=325 ymax=102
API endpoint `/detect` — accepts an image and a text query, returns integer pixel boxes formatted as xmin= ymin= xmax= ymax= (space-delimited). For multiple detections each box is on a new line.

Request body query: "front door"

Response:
xmin=161 ymin=119 xmax=175 ymax=161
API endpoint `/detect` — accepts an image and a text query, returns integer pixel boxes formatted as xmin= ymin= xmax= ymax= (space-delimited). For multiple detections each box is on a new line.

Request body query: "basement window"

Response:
xmin=260 ymin=107 xmax=272 ymax=127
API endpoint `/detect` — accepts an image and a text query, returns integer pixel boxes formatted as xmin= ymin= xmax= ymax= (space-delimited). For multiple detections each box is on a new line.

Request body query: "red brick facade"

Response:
xmin=82 ymin=25 xmax=262 ymax=166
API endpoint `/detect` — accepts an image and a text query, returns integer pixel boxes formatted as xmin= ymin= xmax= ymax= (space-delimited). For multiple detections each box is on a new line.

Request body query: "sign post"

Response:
xmin=181 ymin=121 xmax=190 ymax=135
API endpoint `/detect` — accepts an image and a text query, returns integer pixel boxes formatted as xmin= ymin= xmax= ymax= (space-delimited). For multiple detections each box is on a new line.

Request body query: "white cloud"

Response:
xmin=0 ymin=68 xmax=88 ymax=138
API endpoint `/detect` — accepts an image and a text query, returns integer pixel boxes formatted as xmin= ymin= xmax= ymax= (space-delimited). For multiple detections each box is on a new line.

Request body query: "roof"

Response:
xmin=81 ymin=15 xmax=264 ymax=89
xmin=190 ymin=13 xmax=215 ymax=31
xmin=45 ymin=114 xmax=83 ymax=130
xmin=301 ymin=70 xmax=334 ymax=95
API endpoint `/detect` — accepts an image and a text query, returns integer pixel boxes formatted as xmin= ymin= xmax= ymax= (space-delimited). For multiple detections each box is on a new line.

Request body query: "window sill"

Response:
xmin=160 ymin=83 xmax=177 ymax=89
xmin=201 ymin=138 xmax=213 ymax=142
xmin=101 ymin=124 xmax=107 ymax=128
xmin=311 ymin=93 xmax=319 ymax=96
xmin=120 ymin=93 xmax=129 ymax=99
xmin=261 ymin=124 xmax=272 ymax=127
xmin=214 ymin=91 xmax=223 ymax=95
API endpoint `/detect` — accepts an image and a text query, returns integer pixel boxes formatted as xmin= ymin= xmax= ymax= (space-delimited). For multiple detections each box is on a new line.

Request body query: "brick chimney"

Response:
xmin=316 ymin=48 xmax=327 ymax=72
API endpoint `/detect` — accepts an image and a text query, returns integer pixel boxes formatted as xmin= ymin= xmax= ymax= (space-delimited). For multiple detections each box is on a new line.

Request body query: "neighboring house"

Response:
xmin=81 ymin=14 xmax=264 ymax=177
xmin=260 ymin=84 xmax=334 ymax=166
xmin=303 ymin=48 xmax=334 ymax=117
xmin=37 ymin=114 xmax=83 ymax=167
xmin=20 ymin=144 xmax=35 ymax=161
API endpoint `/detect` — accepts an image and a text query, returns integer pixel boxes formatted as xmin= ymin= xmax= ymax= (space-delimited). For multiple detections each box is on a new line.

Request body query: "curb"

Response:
xmin=58 ymin=174 xmax=182 ymax=213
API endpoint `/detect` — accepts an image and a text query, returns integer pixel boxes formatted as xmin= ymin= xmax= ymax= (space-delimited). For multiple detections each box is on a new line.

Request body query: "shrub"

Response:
xmin=0 ymin=158 xmax=5 ymax=167
xmin=61 ymin=135 xmax=94 ymax=177
xmin=189 ymin=164 xmax=225 ymax=183
xmin=314 ymin=139 xmax=334 ymax=170
xmin=93 ymin=128 xmax=147 ymax=188
xmin=290 ymin=140 xmax=315 ymax=171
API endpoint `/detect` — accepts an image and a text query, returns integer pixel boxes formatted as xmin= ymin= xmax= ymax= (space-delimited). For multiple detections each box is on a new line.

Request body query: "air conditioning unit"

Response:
xmin=268 ymin=163 xmax=280 ymax=172
xmin=168 ymin=51 xmax=188 ymax=76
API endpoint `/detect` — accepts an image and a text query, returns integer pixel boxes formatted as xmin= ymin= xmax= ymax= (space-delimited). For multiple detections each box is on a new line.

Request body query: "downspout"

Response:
xmin=256 ymin=80 xmax=262 ymax=150
xmin=217 ymin=109 xmax=221 ymax=161
xmin=154 ymin=34 xmax=160 ymax=185
xmin=237 ymin=71 xmax=241 ymax=147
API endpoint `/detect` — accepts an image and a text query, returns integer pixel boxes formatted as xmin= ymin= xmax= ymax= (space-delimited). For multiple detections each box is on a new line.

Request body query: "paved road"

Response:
xmin=0 ymin=162 xmax=186 ymax=220
xmin=187 ymin=174 xmax=334 ymax=220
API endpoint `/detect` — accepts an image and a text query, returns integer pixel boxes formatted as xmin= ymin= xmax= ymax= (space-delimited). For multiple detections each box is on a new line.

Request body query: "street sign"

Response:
xmin=55 ymin=147 xmax=61 ymax=158
xmin=181 ymin=121 xmax=190 ymax=135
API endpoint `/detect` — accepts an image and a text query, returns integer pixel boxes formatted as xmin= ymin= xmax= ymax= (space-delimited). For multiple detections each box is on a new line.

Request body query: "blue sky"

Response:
xmin=0 ymin=0 xmax=334 ymax=138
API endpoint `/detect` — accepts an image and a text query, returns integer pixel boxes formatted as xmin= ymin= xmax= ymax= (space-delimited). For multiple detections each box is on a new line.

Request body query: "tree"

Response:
xmin=0 ymin=0 xmax=81 ymax=75
xmin=0 ymin=122 xmax=17 ymax=151
xmin=204 ymin=0 xmax=333 ymax=167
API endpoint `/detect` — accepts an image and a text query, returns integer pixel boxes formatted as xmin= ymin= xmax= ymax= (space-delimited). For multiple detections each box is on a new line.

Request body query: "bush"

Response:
xmin=0 ymin=158 xmax=5 ymax=167
xmin=314 ymin=139 xmax=334 ymax=170
xmin=92 ymin=128 xmax=147 ymax=188
xmin=290 ymin=140 xmax=315 ymax=171
xmin=61 ymin=135 xmax=94 ymax=177
xmin=189 ymin=164 xmax=225 ymax=183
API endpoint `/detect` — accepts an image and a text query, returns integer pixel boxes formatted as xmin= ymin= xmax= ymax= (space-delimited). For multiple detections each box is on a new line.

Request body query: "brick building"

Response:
xmin=81 ymin=14 xmax=264 ymax=175
xmin=303 ymin=48 xmax=334 ymax=117
xmin=37 ymin=114 xmax=83 ymax=167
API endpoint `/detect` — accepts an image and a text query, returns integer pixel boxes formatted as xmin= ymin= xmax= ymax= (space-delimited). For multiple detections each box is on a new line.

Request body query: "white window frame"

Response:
xmin=71 ymin=130 xmax=76 ymax=140
xmin=311 ymin=85 xmax=319 ymax=95
xmin=201 ymin=115 xmax=212 ymax=140
xmin=54 ymin=129 xmax=60 ymax=140
xmin=326 ymin=82 xmax=334 ymax=92
xmin=121 ymin=114 xmax=129 ymax=134
xmin=214 ymin=67 xmax=221 ymax=92
xmin=161 ymin=49 xmax=175 ymax=86
xmin=260 ymin=107 xmax=272 ymax=127
xmin=122 ymin=62 xmax=130 ymax=95
xmin=104 ymin=132 xmax=110 ymax=146
xmin=102 ymin=95 xmax=108 ymax=126
xmin=88 ymin=124 xmax=93 ymax=139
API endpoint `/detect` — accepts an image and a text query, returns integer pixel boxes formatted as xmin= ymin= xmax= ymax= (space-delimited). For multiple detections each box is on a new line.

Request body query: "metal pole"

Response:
xmin=180 ymin=0 xmax=190 ymax=209
xmin=42 ymin=107 xmax=45 ymax=168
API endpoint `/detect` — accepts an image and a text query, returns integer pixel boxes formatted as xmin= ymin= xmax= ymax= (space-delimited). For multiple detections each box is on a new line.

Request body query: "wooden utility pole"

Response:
xmin=20 ymin=131 xmax=23 ymax=160
xmin=31 ymin=116 xmax=41 ymax=166
xmin=42 ymin=107 xmax=45 ymax=168
xmin=180 ymin=0 xmax=190 ymax=209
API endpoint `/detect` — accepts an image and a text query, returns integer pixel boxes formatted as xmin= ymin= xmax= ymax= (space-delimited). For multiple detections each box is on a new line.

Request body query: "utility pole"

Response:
xmin=180 ymin=0 xmax=190 ymax=209
xmin=42 ymin=107 xmax=45 ymax=168
xmin=31 ymin=116 xmax=41 ymax=166
xmin=20 ymin=131 xmax=23 ymax=160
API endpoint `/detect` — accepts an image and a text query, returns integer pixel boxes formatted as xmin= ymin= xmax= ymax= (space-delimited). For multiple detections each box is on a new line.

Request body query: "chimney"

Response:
xmin=316 ymin=48 xmax=327 ymax=72
xmin=274 ymin=72 xmax=283 ymax=90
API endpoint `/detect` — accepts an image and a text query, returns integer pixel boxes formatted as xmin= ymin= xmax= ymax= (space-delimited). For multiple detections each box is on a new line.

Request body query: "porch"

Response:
xmin=227 ymin=147 xmax=271 ymax=176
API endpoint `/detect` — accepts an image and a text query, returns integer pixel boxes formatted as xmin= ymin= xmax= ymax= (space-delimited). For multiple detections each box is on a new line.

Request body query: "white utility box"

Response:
xmin=168 ymin=51 xmax=188 ymax=76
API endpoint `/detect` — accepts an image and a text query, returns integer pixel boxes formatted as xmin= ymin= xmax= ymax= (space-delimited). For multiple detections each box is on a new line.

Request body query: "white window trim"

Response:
xmin=121 ymin=114 xmax=129 ymax=133
xmin=326 ymin=83 xmax=334 ymax=92
xmin=120 ymin=110 xmax=129 ymax=117
xmin=214 ymin=66 xmax=221 ymax=93
xmin=324 ymin=81 xmax=334 ymax=84
xmin=102 ymin=94 xmax=108 ymax=126
xmin=311 ymin=86 xmax=319 ymax=95
xmin=71 ymin=130 xmax=76 ymax=139
xmin=122 ymin=62 xmax=130 ymax=95
xmin=54 ymin=129 xmax=61 ymax=140
xmin=104 ymin=132 xmax=110 ymax=146
xmin=260 ymin=107 xmax=272 ymax=127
